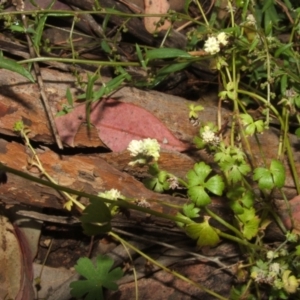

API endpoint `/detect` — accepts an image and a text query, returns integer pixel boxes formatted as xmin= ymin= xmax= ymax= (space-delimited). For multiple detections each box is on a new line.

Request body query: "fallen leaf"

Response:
xmin=0 ymin=214 xmax=34 ymax=300
xmin=55 ymin=99 xmax=189 ymax=152
xmin=144 ymin=0 xmax=171 ymax=33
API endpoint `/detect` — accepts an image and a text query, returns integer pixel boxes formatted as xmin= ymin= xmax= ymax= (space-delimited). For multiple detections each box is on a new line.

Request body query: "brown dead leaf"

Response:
xmin=144 ymin=0 xmax=171 ymax=33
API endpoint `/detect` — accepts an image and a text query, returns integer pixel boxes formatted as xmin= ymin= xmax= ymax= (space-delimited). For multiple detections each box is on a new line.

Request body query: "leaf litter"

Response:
xmin=55 ymin=99 xmax=189 ymax=152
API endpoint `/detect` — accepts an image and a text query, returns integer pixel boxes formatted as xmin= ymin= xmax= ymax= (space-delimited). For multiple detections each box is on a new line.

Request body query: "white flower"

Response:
xmin=127 ymin=138 xmax=160 ymax=165
xmin=246 ymin=14 xmax=256 ymax=26
xmin=98 ymin=189 xmax=123 ymax=200
xmin=269 ymin=263 xmax=281 ymax=275
xmin=217 ymin=32 xmax=228 ymax=46
xmin=201 ymin=126 xmax=217 ymax=143
xmin=266 ymin=250 xmax=278 ymax=260
xmin=204 ymin=36 xmax=220 ymax=55
xmin=142 ymin=138 xmax=160 ymax=160
xmin=127 ymin=140 xmax=144 ymax=156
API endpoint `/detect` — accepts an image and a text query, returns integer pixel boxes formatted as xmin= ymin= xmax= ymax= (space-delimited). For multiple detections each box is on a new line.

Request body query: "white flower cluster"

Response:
xmin=127 ymin=138 xmax=160 ymax=165
xmin=98 ymin=189 xmax=123 ymax=200
xmin=204 ymin=32 xmax=229 ymax=55
xmin=246 ymin=14 xmax=256 ymax=26
xmin=201 ymin=126 xmax=220 ymax=145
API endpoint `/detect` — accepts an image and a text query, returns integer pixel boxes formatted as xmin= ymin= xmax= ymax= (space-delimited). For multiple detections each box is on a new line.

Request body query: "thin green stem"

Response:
xmin=205 ymin=207 xmax=243 ymax=239
xmin=19 ymin=56 xmax=140 ymax=66
xmin=195 ymin=0 xmax=209 ymax=27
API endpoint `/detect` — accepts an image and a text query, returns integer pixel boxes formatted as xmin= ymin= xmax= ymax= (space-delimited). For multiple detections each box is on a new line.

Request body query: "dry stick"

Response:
xmin=14 ymin=2 xmax=63 ymax=149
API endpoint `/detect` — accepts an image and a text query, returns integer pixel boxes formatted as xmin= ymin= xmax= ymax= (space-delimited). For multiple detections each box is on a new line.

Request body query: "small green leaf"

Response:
xmin=270 ymin=159 xmax=285 ymax=188
xmin=182 ymin=203 xmax=200 ymax=219
xmin=101 ymin=40 xmax=112 ymax=54
xmin=240 ymin=114 xmax=253 ymax=126
xmin=186 ymin=219 xmax=220 ymax=248
xmin=146 ymin=48 xmax=192 ymax=60
xmin=136 ymin=43 xmax=147 ymax=69
xmin=0 ymin=56 xmax=35 ymax=82
xmin=253 ymin=167 xmax=274 ymax=189
xmin=295 ymin=245 xmax=300 ymax=256
xmin=80 ymin=199 xmax=112 ymax=236
xmin=237 ymin=207 xmax=260 ymax=240
xmin=187 ymin=162 xmax=212 ymax=187
xmin=70 ymin=255 xmax=123 ymax=300
xmin=8 ymin=24 xmax=27 ymax=33
xmin=143 ymin=177 xmax=165 ymax=192
xmin=188 ymin=186 xmax=211 ymax=206
xmin=204 ymin=175 xmax=224 ymax=196
xmin=66 ymin=88 xmax=73 ymax=106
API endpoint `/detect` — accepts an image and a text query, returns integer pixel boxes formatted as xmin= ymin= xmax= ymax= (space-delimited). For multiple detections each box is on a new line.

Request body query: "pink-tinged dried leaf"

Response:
xmin=13 ymin=224 xmax=35 ymax=300
xmin=144 ymin=0 xmax=171 ymax=33
xmin=91 ymin=99 xmax=188 ymax=152
xmin=55 ymin=106 xmax=86 ymax=147
xmin=55 ymin=99 xmax=189 ymax=152
xmin=0 ymin=215 xmax=34 ymax=300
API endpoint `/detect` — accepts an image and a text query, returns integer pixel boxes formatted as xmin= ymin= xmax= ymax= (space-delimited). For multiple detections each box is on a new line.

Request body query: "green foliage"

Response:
xmin=253 ymin=160 xmax=285 ymax=190
xmin=70 ymin=255 xmax=123 ymax=300
xmin=227 ymin=187 xmax=254 ymax=214
xmin=80 ymin=199 xmax=112 ymax=236
xmin=236 ymin=207 xmax=260 ymax=240
xmin=240 ymin=114 xmax=265 ymax=136
xmin=143 ymin=163 xmax=170 ymax=192
xmin=188 ymin=104 xmax=204 ymax=119
xmin=0 ymin=53 xmax=35 ymax=82
xmin=187 ymin=162 xmax=225 ymax=206
xmin=6 ymin=1 xmax=300 ymax=299
xmin=182 ymin=203 xmax=200 ymax=219
xmin=145 ymin=48 xmax=192 ymax=60
xmin=185 ymin=218 xmax=220 ymax=248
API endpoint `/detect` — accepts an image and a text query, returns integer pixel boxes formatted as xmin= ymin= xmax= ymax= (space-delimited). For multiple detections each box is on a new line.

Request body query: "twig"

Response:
xmin=14 ymin=1 xmax=63 ymax=149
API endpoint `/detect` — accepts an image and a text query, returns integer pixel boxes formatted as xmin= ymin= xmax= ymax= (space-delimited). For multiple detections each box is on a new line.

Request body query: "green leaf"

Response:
xmin=188 ymin=186 xmax=211 ymax=206
xmin=295 ymin=245 xmax=300 ymax=256
xmin=237 ymin=207 xmax=260 ymax=240
xmin=136 ymin=43 xmax=147 ymax=69
xmin=146 ymin=48 xmax=192 ymax=60
xmin=143 ymin=177 xmax=166 ymax=192
xmin=185 ymin=219 xmax=220 ymax=248
xmin=93 ymin=73 xmax=127 ymax=100
xmin=275 ymin=43 xmax=293 ymax=58
xmin=0 ymin=55 xmax=35 ymax=82
xmin=80 ymin=199 xmax=112 ymax=236
xmin=240 ymin=114 xmax=253 ymax=126
xmin=70 ymin=255 xmax=123 ymax=300
xmin=66 ymin=88 xmax=73 ymax=106
xmin=156 ymin=62 xmax=191 ymax=77
xmin=187 ymin=162 xmax=212 ymax=187
xmin=220 ymin=159 xmax=251 ymax=184
xmin=204 ymin=175 xmax=224 ymax=196
xmin=101 ymin=40 xmax=112 ymax=54
xmin=187 ymin=162 xmax=224 ymax=206
xmin=270 ymin=159 xmax=285 ymax=188
xmin=253 ymin=167 xmax=274 ymax=189
xmin=182 ymin=203 xmax=200 ymax=219
xmin=253 ymin=160 xmax=285 ymax=190
xmin=8 ymin=24 xmax=27 ymax=33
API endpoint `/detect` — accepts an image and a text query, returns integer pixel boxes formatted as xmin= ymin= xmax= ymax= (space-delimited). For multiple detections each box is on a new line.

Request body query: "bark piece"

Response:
xmin=0 ymin=67 xmax=300 ymax=198
xmin=0 ymin=138 xmax=188 ymax=210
